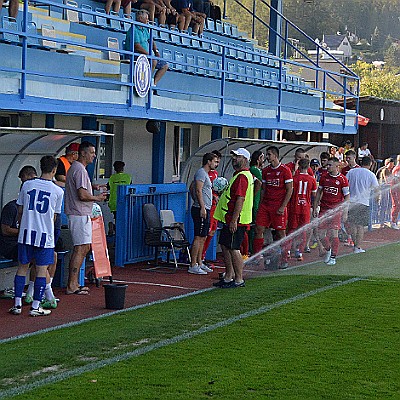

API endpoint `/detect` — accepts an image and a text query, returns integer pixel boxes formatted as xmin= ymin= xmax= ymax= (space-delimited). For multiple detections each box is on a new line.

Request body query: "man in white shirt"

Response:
xmin=347 ymin=156 xmax=379 ymax=253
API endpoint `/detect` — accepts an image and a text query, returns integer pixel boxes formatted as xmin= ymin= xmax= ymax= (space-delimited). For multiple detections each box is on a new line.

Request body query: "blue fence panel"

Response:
xmin=115 ymin=183 xmax=188 ymax=266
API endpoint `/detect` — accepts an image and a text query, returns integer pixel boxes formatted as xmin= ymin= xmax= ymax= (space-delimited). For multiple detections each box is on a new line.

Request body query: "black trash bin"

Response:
xmin=104 ymin=284 xmax=128 ymax=310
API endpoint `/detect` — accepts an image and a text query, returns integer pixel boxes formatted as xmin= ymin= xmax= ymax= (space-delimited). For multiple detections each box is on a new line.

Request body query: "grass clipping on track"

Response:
xmin=1 ymin=244 xmax=400 ymax=399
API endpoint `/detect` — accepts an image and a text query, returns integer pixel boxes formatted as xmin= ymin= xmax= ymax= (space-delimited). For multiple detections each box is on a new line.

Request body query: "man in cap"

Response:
xmin=310 ymin=158 xmax=320 ymax=180
xmin=55 ymin=143 xmax=80 ymax=187
xmin=213 ymin=148 xmax=253 ymax=287
xmin=253 ymin=146 xmax=293 ymax=268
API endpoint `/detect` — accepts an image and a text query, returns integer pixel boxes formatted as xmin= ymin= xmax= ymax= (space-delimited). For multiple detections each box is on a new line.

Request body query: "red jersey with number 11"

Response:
xmin=290 ymin=173 xmax=317 ymax=215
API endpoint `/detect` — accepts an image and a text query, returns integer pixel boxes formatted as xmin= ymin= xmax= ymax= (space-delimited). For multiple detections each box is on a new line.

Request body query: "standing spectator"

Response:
xmin=188 ymin=152 xmax=219 ymax=274
xmin=201 ymin=150 xmax=221 ymax=264
xmin=213 ymin=148 xmax=253 ymax=288
xmin=0 ymin=166 xmax=37 ymax=262
xmin=347 ymin=156 xmax=379 ymax=253
xmin=343 ymin=140 xmax=354 ymax=154
xmin=358 ymin=143 xmax=374 ymax=163
xmin=376 ymin=157 xmax=394 ymax=227
xmin=64 ymin=142 xmax=107 ymax=295
xmin=287 ymin=158 xmax=317 ymax=261
xmin=313 ymin=157 xmax=350 ymax=266
xmin=55 ymin=143 xmax=80 ymax=187
xmin=9 ymin=157 xmax=64 ymax=316
xmin=0 ymin=0 xmax=18 ymax=18
xmin=253 ymin=146 xmax=293 ymax=267
xmin=309 ymin=158 xmax=320 ymax=180
xmin=125 ymin=10 xmax=168 ymax=93
xmin=389 ymin=154 xmax=400 ymax=229
xmin=108 ymin=160 xmax=132 ymax=223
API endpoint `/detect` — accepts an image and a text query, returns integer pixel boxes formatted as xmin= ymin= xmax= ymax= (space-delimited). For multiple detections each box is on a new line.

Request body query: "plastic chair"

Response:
xmin=143 ymin=203 xmax=191 ymax=271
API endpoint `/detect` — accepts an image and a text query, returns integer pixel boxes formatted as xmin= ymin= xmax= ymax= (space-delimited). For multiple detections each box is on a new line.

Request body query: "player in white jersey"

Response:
xmin=9 ymin=156 xmax=64 ymax=317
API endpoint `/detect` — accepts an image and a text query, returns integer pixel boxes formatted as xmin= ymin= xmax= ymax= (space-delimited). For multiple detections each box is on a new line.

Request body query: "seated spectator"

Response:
xmin=156 ymin=0 xmax=184 ymax=28
xmin=125 ymin=10 xmax=168 ymax=93
xmin=100 ymin=0 xmax=121 ymax=14
xmin=0 ymin=0 xmax=18 ymax=18
xmin=171 ymin=0 xmax=206 ymax=35
xmin=131 ymin=0 xmax=167 ymax=25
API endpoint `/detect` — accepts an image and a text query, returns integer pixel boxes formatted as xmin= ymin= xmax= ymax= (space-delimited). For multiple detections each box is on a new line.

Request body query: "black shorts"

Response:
xmin=219 ymin=224 xmax=246 ymax=250
xmin=348 ymin=204 xmax=370 ymax=226
xmin=191 ymin=206 xmax=210 ymax=237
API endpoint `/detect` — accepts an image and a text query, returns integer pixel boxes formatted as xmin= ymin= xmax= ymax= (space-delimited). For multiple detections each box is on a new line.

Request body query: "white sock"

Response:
xmin=44 ymin=283 xmax=55 ymax=301
xmin=32 ymin=300 xmax=40 ymax=309
xmin=15 ymin=297 xmax=22 ymax=307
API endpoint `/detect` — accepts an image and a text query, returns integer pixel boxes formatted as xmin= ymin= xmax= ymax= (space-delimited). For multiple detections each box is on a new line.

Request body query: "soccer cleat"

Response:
xmin=234 ymin=280 xmax=245 ymax=288
xmin=326 ymin=257 xmax=336 ymax=266
xmin=242 ymin=254 xmax=249 ymax=261
xmin=24 ymin=294 xmax=33 ymax=304
xmin=344 ymin=238 xmax=354 ymax=247
xmin=324 ymin=249 xmax=332 ymax=263
xmin=296 ymin=253 xmax=303 ymax=261
xmin=390 ymin=222 xmax=400 ymax=230
xmin=310 ymin=242 xmax=318 ymax=249
xmin=41 ymin=298 xmax=58 ymax=309
xmin=279 ymin=262 xmax=289 ymax=270
xmin=213 ymin=279 xmax=232 ymax=288
xmin=188 ymin=264 xmax=207 ymax=275
xmin=29 ymin=307 xmax=51 ymax=317
xmin=2 ymin=288 xmax=15 ymax=299
xmin=200 ymin=263 xmax=213 ymax=273
xmin=353 ymin=247 xmax=366 ymax=254
xmin=9 ymin=305 xmax=22 ymax=315
xmin=304 ymin=246 xmax=311 ymax=253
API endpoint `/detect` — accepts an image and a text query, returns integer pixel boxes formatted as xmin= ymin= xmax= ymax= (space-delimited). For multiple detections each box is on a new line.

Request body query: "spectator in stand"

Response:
xmin=64 ymin=141 xmax=107 ymax=295
xmin=313 ymin=157 xmax=350 ymax=266
xmin=171 ymin=0 xmax=206 ymax=35
xmin=131 ymin=0 xmax=167 ymax=25
xmin=347 ymin=156 xmax=379 ymax=253
xmin=0 ymin=0 xmax=18 ymax=18
xmin=389 ymin=154 xmax=400 ymax=230
xmin=125 ymin=10 xmax=168 ymax=94
xmin=253 ymin=146 xmax=293 ymax=268
xmin=213 ymin=148 xmax=253 ymax=288
xmin=358 ymin=143 xmax=374 ymax=163
xmin=155 ymin=0 xmax=184 ymax=28
xmin=287 ymin=158 xmax=317 ymax=261
xmin=200 ymin=150 xmax=221 ymax=265
xmin=188 ymin=152 xmax=219 ymax=275
xmin=55 ymin=143 xmax=80 ymax=187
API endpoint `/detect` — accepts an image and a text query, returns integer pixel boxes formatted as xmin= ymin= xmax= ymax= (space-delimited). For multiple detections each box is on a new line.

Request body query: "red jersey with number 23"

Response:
xmin=261 ymin=163 xmax=293 ymax=208
xmin=319 ymin=173 xmax=349 ymax=209
xmin=290 ymin=173 xmax=317 ymax=215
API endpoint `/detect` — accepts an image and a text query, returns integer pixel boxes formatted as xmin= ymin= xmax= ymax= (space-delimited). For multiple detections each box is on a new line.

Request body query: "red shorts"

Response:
xmin=318 ymin=208 xmax=342 ymax=230
xmin=288 ymin=213 xmax=310 ymax=231
xmin=256 ymin=202 xmax=287 ymax=230
xmin=209 ymin=206 xmax=218 ymax=232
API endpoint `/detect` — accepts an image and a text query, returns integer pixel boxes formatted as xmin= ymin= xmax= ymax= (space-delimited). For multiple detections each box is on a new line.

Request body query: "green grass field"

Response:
xmin=1 ymin=244 xmax=400 ymax=399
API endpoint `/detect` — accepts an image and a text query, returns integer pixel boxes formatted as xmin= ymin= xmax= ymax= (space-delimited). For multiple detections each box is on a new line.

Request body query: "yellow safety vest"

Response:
xmin=214 ymin=170 xmax=253 ymax=224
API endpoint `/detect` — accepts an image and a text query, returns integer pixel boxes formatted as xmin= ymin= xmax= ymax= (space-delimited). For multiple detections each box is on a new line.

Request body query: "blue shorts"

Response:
xmin=18 ymin=244 xmax=54 ymax=266
xmin=156 ymin=59 xmax=168 ymax=70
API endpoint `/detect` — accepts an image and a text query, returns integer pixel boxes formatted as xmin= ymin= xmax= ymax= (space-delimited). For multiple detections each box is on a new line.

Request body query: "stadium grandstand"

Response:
xmin=0 ymin=0 xmax=361 ymax=269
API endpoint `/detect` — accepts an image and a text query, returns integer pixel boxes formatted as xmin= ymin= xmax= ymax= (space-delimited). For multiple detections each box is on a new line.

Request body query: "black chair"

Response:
xmin=142 ymin=203 xmax=191 ymax=271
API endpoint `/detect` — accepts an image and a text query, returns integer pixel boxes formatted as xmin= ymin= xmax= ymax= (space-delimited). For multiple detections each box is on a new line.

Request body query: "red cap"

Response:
xmin=66 ymin=143 xmax=80 ymax=153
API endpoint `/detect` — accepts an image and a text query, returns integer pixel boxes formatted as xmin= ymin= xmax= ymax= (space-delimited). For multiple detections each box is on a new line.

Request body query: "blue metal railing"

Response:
xmin=0 ymin=0 xmax=359 ymax=130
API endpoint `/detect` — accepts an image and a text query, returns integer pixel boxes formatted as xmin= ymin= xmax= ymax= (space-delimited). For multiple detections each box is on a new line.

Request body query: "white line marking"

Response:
xmin=0 ymin=277 xmax=363 ymax=399
xmin=111 ymin=279 xmax=198 ymax=290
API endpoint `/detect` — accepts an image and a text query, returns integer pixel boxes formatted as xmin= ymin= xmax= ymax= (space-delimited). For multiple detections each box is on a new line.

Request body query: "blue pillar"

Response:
xmin=152 ymin=121 xmax=166 ymax=184
xmin=211 ymin=126 xmax=222 ymax=141
xmin=269 ymin=0 xmax=282 ymax=57
xmin=238 ymin=128 xmax=248 ymax=138
xmin=259 ymin=129 xmax=274 ymax=140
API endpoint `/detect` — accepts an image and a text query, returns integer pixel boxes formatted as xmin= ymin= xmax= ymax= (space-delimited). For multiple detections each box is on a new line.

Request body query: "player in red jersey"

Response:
xmin=316 ymin=151 xmax=330 ymax=182
xmin=201 ymin=150 xmax=222 ymax=262
xmin=341 ymin=149 xmax=360 ymax=176
xmin=253 ymin=146 xmax=293 ymax=267
xmin=285 ymin=148 xmax=314 ymax=177
xmin=287 ymin=158 xmax=317 ymax=261
xmin=313 ymin=157 xmax=350 ymax=266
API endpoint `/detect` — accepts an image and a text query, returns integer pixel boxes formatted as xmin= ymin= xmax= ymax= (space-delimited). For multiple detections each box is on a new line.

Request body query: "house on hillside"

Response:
xmin=321 ymin=34 xmax=353 ymax=62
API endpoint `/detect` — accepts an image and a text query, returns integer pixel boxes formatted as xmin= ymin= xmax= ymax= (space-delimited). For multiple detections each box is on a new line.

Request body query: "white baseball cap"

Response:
xmin=231 ymin=148 xmax=250 ymax=161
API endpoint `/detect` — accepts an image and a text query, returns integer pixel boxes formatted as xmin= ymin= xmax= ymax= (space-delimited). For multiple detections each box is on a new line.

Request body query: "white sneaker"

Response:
xmin=326 ymin=257 xmax=336 ymax=266
xmin=29 ymin=306 xmax=51 ymax=317
xmin=324 ymin=249 xmax=332 ymax=263
xmin=200 ymin=263 xmax=213 ymax=273
xmin=391 ymin=223 xmax=400 ymax=230
xmin=188 ymin=264 xmax=207 ymax=275
xmin=9 ymin=305 xmax=22 ymax=315
xmin=353 ymin=247 xmax=366 ymax=254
